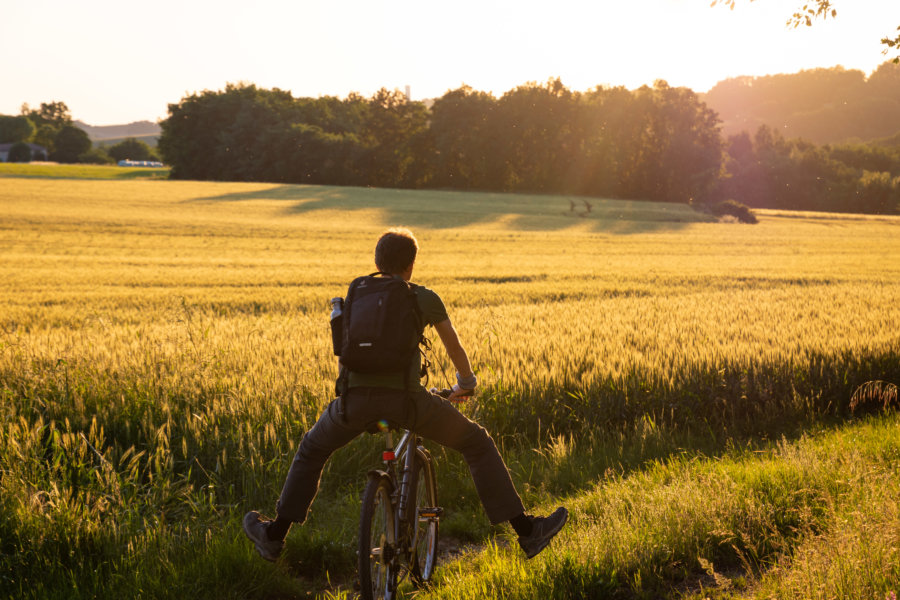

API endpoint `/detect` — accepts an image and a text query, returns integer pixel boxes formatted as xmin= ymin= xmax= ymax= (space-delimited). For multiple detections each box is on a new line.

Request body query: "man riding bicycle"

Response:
xmin=243 ymin=227 xmax=567 ymax=562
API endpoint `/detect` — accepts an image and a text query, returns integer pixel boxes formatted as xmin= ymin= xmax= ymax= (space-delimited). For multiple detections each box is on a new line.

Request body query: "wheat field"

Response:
xmin=1 ymin=175 xmax=899 ymax=598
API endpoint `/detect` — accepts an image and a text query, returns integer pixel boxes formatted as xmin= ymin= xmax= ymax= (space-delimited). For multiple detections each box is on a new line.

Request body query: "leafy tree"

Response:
xmin=716 ymin=131 xmax=770 ymax=207
xmin=32 ymin=125 xmax=58 ymax=154
xmin=107 ymin=138 xmax=156 ymax=162
xmin=7 ymin=141 xmax=32 ymax=163
xmin=0 ymin=115 xmax=35 ymax=144
xmin=427 ymin=86 xmax=499 ymax=190
xmin=357 ymin=88 xmax=429 ymax=187
xmin=827 ymin=143 xmax=900 ymax=175
xmin=18 ymin=101 xmax=75 ymax=156
xmin=711 ymin=1 xmax=898 ymax=62
xmin=883 ymin=27 xmax=900 ymax=63
xmin=78 ymin=147 xmax=114 ymax=165
xmin=493 ymin=78 xmax=583 ymax=193
xmin=577 ymin=86 xmax=643 ymax=197
xmin=160 ymin=83 xmax=298 ymax=180
xmin=855 ymin=171 xmax=900 ymax=214
xmin=716 ymin=125 xmax=899 ymax=214
xmin=613 ymin=81 xmax=723 ymax=203
xmin=21 ymin=101 xmax=72 ymax=128
xmin=51 ymin=124 xmax=91 ymax=163
xmin=256 ymin=122 xmax=362 ymax=184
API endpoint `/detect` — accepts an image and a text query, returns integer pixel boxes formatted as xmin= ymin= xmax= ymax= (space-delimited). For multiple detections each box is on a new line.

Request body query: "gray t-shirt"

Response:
xmin=345 ymin=283 xmax=449 ymax=391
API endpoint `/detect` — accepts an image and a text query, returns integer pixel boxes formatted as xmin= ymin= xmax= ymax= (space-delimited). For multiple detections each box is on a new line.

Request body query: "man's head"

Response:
xmin=375 ymin=227 xmax=418 ymax=277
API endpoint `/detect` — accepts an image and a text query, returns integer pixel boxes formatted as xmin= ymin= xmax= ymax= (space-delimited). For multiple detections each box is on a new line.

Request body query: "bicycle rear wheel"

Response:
xmin=410 ymin=447 xmax=439 ymax=587
xmin=359 ymin=474 xmax=397 ymax=600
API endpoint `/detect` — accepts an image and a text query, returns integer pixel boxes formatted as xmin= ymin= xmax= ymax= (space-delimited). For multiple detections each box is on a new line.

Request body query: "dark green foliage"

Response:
xmin=7 ymin=141 xmax=32 ymax=163
xmin=426 ymin=85 xmax=499 ymax=190
xmin=50 ymin=125 xmax=92 ymax=163
xmin=17 ymin=103 xmax=73 ymax=158
xmin=156 ymin=78 xmax=900 ymax=214
xmin=615 ymin=81 xmax=724 ymax=203
xmin=106 ymin=137 xmax=156 ymax=162
xmin=855 ymin=171 xmax=900 ymax=214
xmin=21 ymin=101 xmax=72 ymax=129
xmin=159 ymin=80 xmax=724 ymax=204
xmin=32 ymin=124 xmax=58 ymax=155
xmin=0 ymin=115 xmax=35 ymax=144
xmin=715 ymin=126 xmax=900 ymax=214
xmin=827 ymin=142 xmax=900 ymax=174
xmin=77 ymin=147 xmax=114 ymax=165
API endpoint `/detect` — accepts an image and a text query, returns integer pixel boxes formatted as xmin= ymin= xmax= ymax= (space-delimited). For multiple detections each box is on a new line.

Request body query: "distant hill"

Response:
xmin=74 ymin=120 xmax=161 ymax=146
xmin=701 ymin=61 xmax=900 ymax=145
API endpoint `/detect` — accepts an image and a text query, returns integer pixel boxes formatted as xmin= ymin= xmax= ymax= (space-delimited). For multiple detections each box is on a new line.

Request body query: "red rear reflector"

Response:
xmin=383 ymin=451 xmax=395 ymax=461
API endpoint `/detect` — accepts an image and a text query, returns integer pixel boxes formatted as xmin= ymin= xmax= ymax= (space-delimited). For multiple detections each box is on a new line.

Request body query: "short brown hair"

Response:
xmin=375 ymin=227 xmax=418 ymax=274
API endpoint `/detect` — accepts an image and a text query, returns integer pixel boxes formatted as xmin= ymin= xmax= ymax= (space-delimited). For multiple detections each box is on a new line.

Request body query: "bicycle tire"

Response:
xmin=410 ymin=447 xmax=439 ymax=587
xmin=358 ymin=473 xmax=397 ymax=600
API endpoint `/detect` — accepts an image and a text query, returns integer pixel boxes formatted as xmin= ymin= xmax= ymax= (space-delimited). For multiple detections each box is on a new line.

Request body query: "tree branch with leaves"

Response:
xmin=711 ymin=0 xmax=899 ymax=63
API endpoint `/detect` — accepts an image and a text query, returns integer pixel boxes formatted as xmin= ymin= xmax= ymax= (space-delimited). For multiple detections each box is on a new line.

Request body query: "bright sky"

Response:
xmin=2 ymin=0 xmax=899 ymax=125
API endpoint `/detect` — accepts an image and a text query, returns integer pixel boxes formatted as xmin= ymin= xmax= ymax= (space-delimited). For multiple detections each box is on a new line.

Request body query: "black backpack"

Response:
xmin=339 ymin=272 xmax=424 ymax=375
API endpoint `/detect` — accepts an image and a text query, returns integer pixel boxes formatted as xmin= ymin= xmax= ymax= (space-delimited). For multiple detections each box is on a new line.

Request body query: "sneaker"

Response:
xmin=517 ymin=507 xmax=568 ymax=559
xmin=242 ymin=511 xmax=284 ymax=562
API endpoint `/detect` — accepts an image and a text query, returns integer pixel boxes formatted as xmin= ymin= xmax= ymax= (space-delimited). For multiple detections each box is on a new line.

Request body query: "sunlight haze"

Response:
xmin=2 ymin=0 xmax=899 ymax=125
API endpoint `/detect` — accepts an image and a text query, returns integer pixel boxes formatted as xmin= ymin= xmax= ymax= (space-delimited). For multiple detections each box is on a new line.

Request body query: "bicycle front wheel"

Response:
xmin=410 ymin=447 xmax=439 ymax=587
xmin=359 ymin=474 xmax=397 ymax=600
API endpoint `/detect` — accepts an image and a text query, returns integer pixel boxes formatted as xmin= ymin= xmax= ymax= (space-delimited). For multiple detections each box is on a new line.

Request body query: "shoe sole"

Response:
xmin=524 ymin=508 xmax=568 ymax=559
xmin=243 ymin=511 xmax=282 ymax=562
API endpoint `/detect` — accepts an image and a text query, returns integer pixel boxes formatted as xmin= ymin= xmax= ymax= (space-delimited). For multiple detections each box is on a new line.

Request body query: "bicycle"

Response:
xmin=357 ymin=389 xmax=460 ymax=600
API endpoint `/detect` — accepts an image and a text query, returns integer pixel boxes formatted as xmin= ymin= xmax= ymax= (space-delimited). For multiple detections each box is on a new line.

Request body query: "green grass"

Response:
xmin=418 ymin=414 xmax=900 ymax=600
xmin=0 ymin=162 xmax=169 ymax=180
xmin=1 ymin=175 xmax=899 ymax=598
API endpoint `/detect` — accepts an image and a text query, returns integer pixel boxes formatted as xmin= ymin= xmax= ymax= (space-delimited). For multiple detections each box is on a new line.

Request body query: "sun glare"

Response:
xmin=2 ymin=0 xmax=900 ymax=122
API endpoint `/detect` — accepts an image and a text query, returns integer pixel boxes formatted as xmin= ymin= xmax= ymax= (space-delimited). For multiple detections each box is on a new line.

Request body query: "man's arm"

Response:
xmin=433 ymin=318 xmax=476 ymax=399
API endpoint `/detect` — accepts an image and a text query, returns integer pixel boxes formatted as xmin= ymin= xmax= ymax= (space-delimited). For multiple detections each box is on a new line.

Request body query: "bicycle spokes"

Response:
xmin=359 ymin=475 xmax=397 ymax=600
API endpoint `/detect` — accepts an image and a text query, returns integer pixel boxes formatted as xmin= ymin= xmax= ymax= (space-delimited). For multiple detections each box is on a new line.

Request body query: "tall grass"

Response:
xmin=423 ymin=415 xmax=900 ymax=599
xmin=1 ymin=176 xmax=899 ymax=597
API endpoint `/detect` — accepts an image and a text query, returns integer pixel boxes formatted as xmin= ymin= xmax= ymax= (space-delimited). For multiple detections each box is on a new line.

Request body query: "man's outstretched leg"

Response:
xmin=411 ymin=388 xmax=569 ymax=559
xmin=243 ymin=398 xmax=361 ymax=561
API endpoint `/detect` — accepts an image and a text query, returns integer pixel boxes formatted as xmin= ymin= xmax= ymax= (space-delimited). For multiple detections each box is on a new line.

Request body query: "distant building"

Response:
xmin=0 ymin=143 xmax=49 ymax=162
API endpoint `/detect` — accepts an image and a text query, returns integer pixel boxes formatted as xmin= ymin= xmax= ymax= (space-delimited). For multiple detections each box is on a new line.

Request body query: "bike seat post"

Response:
xmin=382 ymin=429 xmax=395 ymax=465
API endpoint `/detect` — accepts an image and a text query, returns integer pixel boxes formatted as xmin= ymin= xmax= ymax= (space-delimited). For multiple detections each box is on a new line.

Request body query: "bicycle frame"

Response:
xmin=360 ymin=390 xmax=457 ymax=599
xmin=381 ymin=428 xmax=418 ymax=564
xmin=361 ymin=425 xmax=440 ymax=597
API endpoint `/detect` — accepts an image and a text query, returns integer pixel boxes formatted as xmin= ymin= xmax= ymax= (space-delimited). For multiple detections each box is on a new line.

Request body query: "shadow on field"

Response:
xmin=193 ymin=184 xmax=704 ymax=234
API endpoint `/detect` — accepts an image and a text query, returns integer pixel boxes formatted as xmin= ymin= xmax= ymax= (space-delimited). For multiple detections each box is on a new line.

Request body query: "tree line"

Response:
xmin=6 ymin=81 xmax=899 ymax=215
xmin=704 ymin=62 xmax=900 ymax=145
xmin=159 ymin=80 xmax=724 ymax=205
xmin=158 ymin=81 xmax=900 ymax=215
xmin=720 ymin=127 xmax=900 ymax=214
xmin=0 ymin=102 xmax=159 ymax=164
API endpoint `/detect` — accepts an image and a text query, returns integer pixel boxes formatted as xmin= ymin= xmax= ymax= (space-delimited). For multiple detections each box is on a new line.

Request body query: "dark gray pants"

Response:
xmin=276 ymin=387 xmax=525 ymax=525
